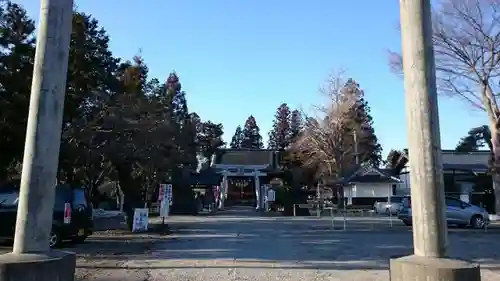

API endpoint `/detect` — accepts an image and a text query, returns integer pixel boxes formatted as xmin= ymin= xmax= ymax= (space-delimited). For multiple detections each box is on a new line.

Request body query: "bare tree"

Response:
xmin=389 ymin=0 xmax=500 ymax=213
xmin=291 ymin=72 xmax=361 ymax=179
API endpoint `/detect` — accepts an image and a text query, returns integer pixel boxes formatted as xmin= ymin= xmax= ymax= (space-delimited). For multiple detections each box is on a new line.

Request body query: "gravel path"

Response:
xmin=99 ymin=207 xmax=498 ymax=281
xmin=2 ymin=208 xmax=499 ymax=280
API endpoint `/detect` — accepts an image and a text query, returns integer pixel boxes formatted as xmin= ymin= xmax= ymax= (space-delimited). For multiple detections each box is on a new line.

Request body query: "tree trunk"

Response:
xmin=489 ymin=120 xmax=500 ymax=215
xmin=115 ymin=162 xmax=142 ymax=230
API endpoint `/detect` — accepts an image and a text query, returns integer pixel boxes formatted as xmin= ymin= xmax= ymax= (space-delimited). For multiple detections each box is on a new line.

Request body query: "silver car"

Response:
xmin=398 ymin=196 xmax=489 ymax=229
xmin=373 ymin=196 xmax=404 ymax=215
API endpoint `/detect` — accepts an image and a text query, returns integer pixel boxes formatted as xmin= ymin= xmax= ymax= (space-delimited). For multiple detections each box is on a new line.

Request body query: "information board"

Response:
xmin=132 ymin=208 xmax=149 ymax=232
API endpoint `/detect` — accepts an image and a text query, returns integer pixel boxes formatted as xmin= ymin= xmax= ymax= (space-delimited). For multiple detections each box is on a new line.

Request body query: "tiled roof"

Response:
xmin=442 ymin=163 xmax=489 ymax=173
xmin=189 ymin=168 xmax=222 ymax=185
xmin=343 ymin=165 xmax=401 ymax=184
xmin=214 ymin=149 xmax=275 ymax=166
xmin=347 ymin=174 xmax=401 ymax=183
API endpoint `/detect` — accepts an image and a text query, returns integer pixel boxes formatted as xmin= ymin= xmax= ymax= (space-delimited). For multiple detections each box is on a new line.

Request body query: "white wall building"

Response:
xmin=341 ymin=165 xmax=401 ymax=206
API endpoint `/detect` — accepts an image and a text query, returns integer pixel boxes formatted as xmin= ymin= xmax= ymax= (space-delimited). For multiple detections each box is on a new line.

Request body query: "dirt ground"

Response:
xmin=2 ymin=212 xmax=500 ymax=281
xmin=0 ymin=216 xmax=168 ymax=281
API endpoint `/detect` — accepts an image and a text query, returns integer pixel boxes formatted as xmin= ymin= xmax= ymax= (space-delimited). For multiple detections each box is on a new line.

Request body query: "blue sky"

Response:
xmin=18 ymin=0 xmax=488 ymax=156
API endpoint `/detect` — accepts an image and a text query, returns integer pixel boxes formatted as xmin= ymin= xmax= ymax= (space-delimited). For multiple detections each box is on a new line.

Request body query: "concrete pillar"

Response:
xmin=255 ymin=174 xmax=260 ymax=210
xmin=0 ymin=1 xmax=77 ymax=281
xmin=219 ymin=175 xmax=227 ymax=209
xmin=264 ymin=185 xmax=270 ymax=211
xmin=390 ymin=0 xmax=480 ymax=280
xmin=13 ymin=0 xmax=74 ymax=254
xmin=400 ymin=0 xmax=447 ymax=258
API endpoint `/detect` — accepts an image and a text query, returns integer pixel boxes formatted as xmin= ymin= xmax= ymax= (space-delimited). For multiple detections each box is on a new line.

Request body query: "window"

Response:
xmin=445 ymin=198 xmax=462 ymax=208
xmin=72 ymin=189 xmax=87 ymax=207
xmin=402 ymin=197 xmax=411 ymax=207
xmin=0 ymin=191 xmax=19 ymax=207
xmin=390 ymin=196 xmax=403 ymax=203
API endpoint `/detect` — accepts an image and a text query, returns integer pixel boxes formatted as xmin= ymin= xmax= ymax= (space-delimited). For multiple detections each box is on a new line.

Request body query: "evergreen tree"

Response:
xmin=289 ymin=109 xmax=303 ymax=144
xmin=385 ymin=149 xmax=409 ymax=176
xmin=165 ymin=72 xmax=197 ymax=168
xmin=342 ymin=79 xmax=382 ymax=167
xmin=241 ymin=115 xmax=263 ymax=149
xmin=456 ymin=125 xmax=492 ymax=152
xmin=0 ymin=1 xmax=36 ymax=179
xmin=165 ymin=72 xmax=189 ymax=127
xmin=230 ymin=126 xmax=244 ymax=149
xmin=65 ymin=12 xmax=120 ymax=122
xmin=268 ymin=103 xmax=291 ymax=150
xmin=198 ymin=121 xmax=225 ymax=164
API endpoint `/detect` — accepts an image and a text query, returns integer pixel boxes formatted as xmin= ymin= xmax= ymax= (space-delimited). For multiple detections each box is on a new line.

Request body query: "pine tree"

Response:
xmin=165 ymin=72 xmax=197 ymax=168
xmin=66 ymin=12 xmax=120 ymax=122
xmin=198 ymin=121 xmax=225 ymax=164
xmin=385 ymin=149 xmax=409 ymax=176
xmin=165 ymin=72 xmax=189 ymax=127
xmin=342 ymin=79 xmax=382 ymax=167
xmin=230 ymin=126 xmax=244 ymax=149
xmin=289 ymin=109 xmax=302 ymax=145
xmin=268 ymin=103 xmax=291 ymax=150
xmin=241 ymin=115 xmax=263 ymax=149
xmin=456 ymin=125 xmax=492 ymax=152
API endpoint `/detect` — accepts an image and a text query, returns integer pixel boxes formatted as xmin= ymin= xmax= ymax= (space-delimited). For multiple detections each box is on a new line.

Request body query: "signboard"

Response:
xmin=160 ymin=197 xmax=170 ymax=218
xmin=237 ymin=167 xmax=245 ymax=176
xmin=160 ymin=184 xmax=169 ymax=218
xmin=166 ymin=184 xmax=173 ymax=206
xmin=132 ymin=208 xmax=149 ymax=232
xmin=267 ymin=189 xmax=276 ymax=202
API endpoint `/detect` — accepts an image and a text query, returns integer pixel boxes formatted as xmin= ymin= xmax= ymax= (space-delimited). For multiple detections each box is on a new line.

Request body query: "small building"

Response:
xmin=338 ymin=165 xmax=402 ymax=206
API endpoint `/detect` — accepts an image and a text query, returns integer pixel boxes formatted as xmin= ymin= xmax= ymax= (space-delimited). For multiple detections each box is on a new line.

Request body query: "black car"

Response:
xmin=0 ymin=184 xmax=93 ymax=247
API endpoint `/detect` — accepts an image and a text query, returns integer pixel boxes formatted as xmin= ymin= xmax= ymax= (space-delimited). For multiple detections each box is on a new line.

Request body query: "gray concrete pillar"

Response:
xmin=219 ymin=175 xmax=227 ymax=209
xmin=255 ymin=174 xmax=260 ymax=209
xmin=390 ymin=0 xmax=481 ymax=280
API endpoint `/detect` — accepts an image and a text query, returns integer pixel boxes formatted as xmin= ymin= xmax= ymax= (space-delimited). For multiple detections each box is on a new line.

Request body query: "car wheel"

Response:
xmin=470 ymin=215 xmax=485 ymax=229
xmin=403 ymin=220 xmax=412 ymax=226
xmin=49 ymin=230 xmax=62 ymax=248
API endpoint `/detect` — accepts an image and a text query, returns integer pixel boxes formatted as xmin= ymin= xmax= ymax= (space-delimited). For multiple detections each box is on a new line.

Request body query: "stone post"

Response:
xmin=390 ymin=0 xmax=481 ymax=280
xmin=0 ymin=1 xmax=76 ymax=280
xmin=255 ymin=174 xmax=261 ymax=210
xmin=219 ymin=174 xmax=227 ymax=209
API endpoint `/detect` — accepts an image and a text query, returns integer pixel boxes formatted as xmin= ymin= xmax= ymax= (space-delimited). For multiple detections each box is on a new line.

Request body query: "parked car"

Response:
xmin=373 ymin=196 xmax=405 ymax=215
xmin=398 ymin=196 xmax=489 ymax=229
xmin=0 ymin=184 xmax=93 ymax=247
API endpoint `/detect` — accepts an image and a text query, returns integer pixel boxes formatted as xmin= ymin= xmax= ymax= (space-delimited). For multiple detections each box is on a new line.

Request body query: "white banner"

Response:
xmin=160 ymin=198 xmax=170 ymax=218
xmin=158 ymin=184 xmax=167 ymax=203
xmin=132 ymin=208 xmax=149 ymax=232
xmin=166 ymin=184 xmax=173 ymax=206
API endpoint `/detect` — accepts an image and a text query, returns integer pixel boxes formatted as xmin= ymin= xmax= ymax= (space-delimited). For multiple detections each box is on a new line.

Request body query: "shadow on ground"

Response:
xmin=75 ymin=210 xmax=500 ymax=272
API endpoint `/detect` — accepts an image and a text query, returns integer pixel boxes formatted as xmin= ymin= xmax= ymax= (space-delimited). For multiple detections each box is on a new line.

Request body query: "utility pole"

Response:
xmin=390 ymin=0 xmax=480 ymax=280
xmin=353 ymin=130 xmax=359 ymax=165
xmin=13 ymin=0 xmax=74 ymax=253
